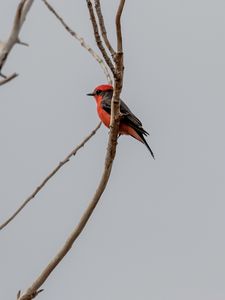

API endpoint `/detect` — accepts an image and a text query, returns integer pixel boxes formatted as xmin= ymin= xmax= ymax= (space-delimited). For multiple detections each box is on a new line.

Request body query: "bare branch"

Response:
xmin=115 ymin=0 xmax=125 ymax=53
xmin=0 ymin=0 xmax=34 ymax=74
xmin=86 ymin=0 xmax=116 ymax=76
xmin=17 ymin=1 xmax=125 ymax=299
xmin=94 ymin=0 xmax=116 ymax=57
xmin=0 ymin=122 xmax=101 ymax=231
xmin=42 ymin=0 xmax=112 ymax=85
xmin=18 ymin=133 xmax=118 ymax=300
xmin=0 ymin=72 xmax=18 ymax=86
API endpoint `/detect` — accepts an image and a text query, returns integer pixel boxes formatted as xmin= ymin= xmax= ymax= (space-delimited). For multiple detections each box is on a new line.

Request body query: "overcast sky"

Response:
xmin=1 ymin=1 xmax=225 ymax=300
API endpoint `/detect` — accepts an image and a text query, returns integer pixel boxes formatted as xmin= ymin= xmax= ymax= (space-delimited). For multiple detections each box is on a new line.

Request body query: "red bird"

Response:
xmin=87 ymin=84 xmax=154 ymax=159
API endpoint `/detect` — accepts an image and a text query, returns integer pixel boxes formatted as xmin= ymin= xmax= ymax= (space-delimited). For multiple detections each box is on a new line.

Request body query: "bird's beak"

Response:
xmin=87 ymin=92 xmax=95 ymax=96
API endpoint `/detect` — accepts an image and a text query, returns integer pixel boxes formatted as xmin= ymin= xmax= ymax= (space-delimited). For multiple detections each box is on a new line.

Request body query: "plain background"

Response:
xmin=1 ymin=1 xmax=225 ymax=299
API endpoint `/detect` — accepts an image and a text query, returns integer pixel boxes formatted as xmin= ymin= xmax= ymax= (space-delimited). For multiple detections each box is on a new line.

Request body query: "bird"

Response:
xmin=87 ymin=84 xmax=154 ymax=159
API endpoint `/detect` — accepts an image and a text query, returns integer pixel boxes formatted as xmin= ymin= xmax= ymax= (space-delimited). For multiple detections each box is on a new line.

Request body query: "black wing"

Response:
xmin=101 ymin=92 xmax=154 ymax=158
xmin=101 ymin=92 xmax=149 ymax=136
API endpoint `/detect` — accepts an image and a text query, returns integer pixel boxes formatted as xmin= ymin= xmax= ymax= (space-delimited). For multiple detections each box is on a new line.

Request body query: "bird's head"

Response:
xmin=87 ymin=84 xmax=113 ymax=103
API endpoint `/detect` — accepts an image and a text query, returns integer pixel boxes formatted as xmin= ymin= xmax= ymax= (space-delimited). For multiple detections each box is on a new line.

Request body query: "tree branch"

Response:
xmin=0 ymin=122 xmax=101 ymax=231
xmin=42 ymin=0 xmax=112 ymax=85
xmin=115 ymin=0 xmax=125 ymax=53
xmin=17 ymin=0 xmax=125 ymax=299
xmin=0 ymin=0 xmax=34 ymax=79
xmin=86 ymin=0 xmax=116 ymax=76
xmin=18 ymin=131 xmax=118 ymax=300
xmin=94 ymin=0 xmax=116 ymax=57
xmin=0 ymin=72 xmax=18 ymax=86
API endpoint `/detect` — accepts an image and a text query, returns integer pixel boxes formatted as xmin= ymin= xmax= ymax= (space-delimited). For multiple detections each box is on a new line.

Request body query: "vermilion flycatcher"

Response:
xmin=87 ymin=84 xmax=154 ymax=159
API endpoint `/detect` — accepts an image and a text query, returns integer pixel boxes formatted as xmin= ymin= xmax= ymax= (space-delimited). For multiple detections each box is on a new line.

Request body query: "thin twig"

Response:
xmin=0 ymin=122 xmax=101 ymax=231
xmin=17 ymin=0 xmax=125 ymax=299
xmin=115 ymin=0 xmax=125 ymax=53
xmin=0 ymin=72 xmax=18 ymax=86
xmin=86 ymin=0 xmax=116 ymax=76
xmin=94 ymin=0 xmax=116 ymax=57
xmin=0 ymin=0 xmax=34 ymax=75
xmin=42 ymin=0 xmax=112 ymax=85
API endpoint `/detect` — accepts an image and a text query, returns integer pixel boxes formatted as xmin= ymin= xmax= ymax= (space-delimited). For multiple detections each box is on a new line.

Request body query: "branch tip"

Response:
xmin=0 ymin=72 xmax=18 ymax=86
xmin=116 ymin=0 xmax=126 ymax=53
xmin=17 ymin=39 xmax=29 ymax=47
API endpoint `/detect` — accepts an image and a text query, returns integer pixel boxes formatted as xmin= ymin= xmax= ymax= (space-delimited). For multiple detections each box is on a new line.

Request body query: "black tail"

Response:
xmin=126 ymin=120 xmax=155 ymax=159
xmin=141 ymin=134 xmax=155 ymax=159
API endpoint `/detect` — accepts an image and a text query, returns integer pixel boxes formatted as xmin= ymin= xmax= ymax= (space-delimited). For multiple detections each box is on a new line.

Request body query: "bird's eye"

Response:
xmin=95 ymin=90 xmax=102 ymax=95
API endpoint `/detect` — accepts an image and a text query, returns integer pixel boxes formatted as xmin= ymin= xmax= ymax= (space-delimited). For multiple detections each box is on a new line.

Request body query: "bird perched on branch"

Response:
xmin=87 ymin=84 xmax=154 ymax=159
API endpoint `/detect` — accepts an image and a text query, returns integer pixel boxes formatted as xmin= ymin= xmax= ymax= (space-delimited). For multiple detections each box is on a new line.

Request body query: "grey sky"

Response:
xmin=1 ymin=1 xmax=225 ymax=299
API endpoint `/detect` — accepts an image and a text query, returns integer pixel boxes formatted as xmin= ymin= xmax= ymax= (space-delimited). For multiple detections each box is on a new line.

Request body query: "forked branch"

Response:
xmin=0 ymin=0 xmax=34 ymax=83
xmin=17 ymin=0 xmax=125 ymax=299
